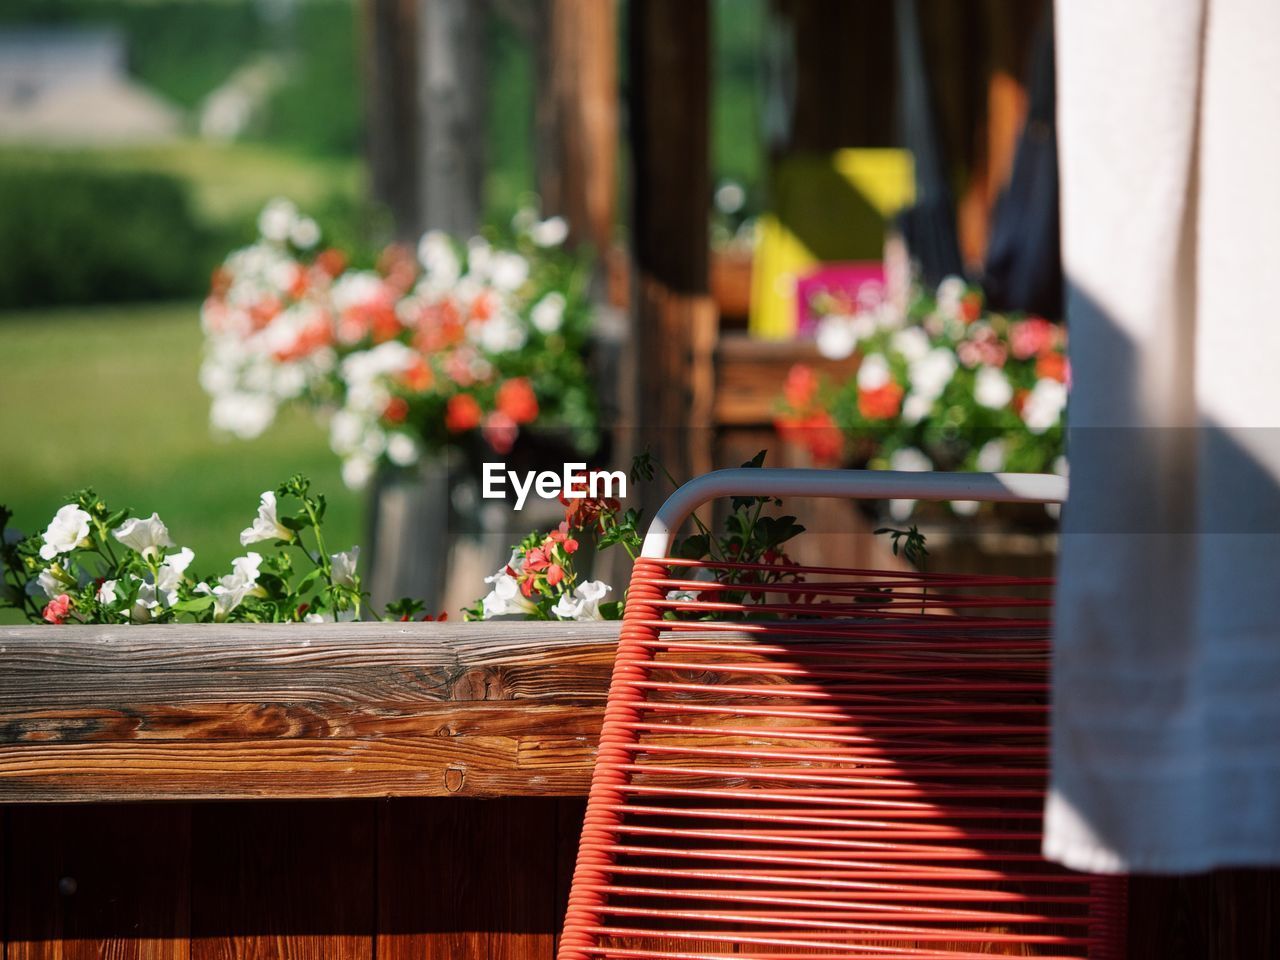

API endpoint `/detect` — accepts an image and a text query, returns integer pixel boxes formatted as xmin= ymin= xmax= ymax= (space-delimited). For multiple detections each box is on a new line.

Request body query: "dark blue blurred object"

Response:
xmin=983 ymin=12 xmax=1063 ymax=319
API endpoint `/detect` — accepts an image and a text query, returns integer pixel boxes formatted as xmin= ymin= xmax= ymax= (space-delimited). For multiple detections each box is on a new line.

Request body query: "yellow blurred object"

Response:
xmin=749 ymin=149 xmax=915 ymax=340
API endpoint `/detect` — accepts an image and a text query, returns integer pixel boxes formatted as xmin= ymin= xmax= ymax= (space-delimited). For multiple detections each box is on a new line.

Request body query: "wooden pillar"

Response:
xmin=627 ymin=0 xmax=715 ymax=489
xmin=362 ymin=0 xmax=486 ymax=238
xmin=363 ymin=0 xmax=421 ymax=240
xmin=417 ymin=0 xmax=487 ymax=236
xmin=535 ymin=0 xmax=618 ymax=254
xmin=774 ymin=0 xmax=896 ymax=153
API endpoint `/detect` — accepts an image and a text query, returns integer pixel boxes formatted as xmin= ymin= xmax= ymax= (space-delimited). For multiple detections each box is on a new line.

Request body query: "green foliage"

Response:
xmin=875 ymin=524 xmax=929 ymax=570
xmin=0 ymin=167 xmax=222 ymax=308
xmin=0 ymin=300 xmax=363 ymax=628
xmin=259 ymin=1 xmax=364 ymax=157
xmin=1 ymin=476 xmax=366 ymax=624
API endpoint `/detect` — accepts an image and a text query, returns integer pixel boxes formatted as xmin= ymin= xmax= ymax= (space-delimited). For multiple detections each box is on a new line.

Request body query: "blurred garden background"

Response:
xmin=0 ymin=0 xmax=764 ymax=616
xmin=2 ymin=0 xmax=1059 ymax=622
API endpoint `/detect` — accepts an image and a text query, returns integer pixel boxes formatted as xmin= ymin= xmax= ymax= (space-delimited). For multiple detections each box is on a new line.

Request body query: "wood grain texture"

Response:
xmin=0 ymin=622 xmax=617 ymax=802
xmin=190 ymin=801 xmax=374 ymax=960
xmin=378 ymin=798 xmax=559 ymax=960
xmin=5 ymin=803 xmax=191 ymax=959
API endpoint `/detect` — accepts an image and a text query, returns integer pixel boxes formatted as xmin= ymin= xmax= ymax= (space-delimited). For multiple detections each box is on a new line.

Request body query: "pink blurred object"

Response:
xmin=795 ymin=261 xmax=886 ymax=335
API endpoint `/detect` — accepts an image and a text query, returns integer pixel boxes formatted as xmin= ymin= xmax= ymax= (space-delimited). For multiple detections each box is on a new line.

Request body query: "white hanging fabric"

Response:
xmin=1048 ymin=0 xmax=1280 ymax=872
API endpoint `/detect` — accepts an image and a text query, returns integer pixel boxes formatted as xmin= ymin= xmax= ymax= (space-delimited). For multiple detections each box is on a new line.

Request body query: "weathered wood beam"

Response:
xmin=0 ymin=622 xmax=618 ymax=802
xmin=535 ymin=0 xmax=619 ymax=254
xmin=627 ymin=0 xmax=715 ymax=491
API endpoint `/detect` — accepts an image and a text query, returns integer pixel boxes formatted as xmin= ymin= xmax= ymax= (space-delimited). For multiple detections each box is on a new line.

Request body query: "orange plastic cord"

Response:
xmin=558 ymin=558 xmax=1126 ymax=959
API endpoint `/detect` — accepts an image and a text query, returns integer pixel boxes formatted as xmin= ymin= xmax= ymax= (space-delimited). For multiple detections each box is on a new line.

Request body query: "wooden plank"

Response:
xmin=0 ymin=623 xmax=616 ymax=801
xmin=5 ymin=803 xmax=191 ymax=959
xmin=0 ymin=736 xmax=597 ymax=802
xmin=191 ymin=800 xmax=374 ymax=960
xmin=378 ymin=798 xmax=559 ymax=959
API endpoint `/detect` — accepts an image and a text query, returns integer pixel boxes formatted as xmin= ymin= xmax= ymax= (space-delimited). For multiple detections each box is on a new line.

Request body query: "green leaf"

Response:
xmin=171 ymin=595 xmax=215 ymax=614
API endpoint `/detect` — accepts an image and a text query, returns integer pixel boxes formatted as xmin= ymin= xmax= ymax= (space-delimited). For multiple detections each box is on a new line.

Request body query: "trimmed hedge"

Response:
xmin=0 ymin=167 xmax=221 ymax=308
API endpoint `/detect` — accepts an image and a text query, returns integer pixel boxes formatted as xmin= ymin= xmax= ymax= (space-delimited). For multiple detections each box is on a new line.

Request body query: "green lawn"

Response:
xmin=0 ymin=301 xmax=362 ymax=623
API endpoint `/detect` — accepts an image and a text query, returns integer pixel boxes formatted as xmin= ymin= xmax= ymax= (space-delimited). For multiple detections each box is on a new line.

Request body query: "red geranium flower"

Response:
xmin=445 ymin=394 xmax=483 ymax=432
xmin=315 ymin=248 xmax=347 ymax=278
xmin=1035 ymin=352 xmax=1068 ymax=383
xmin=804 ymin=412 xmax=844 ymax=464
xmin=783 ymin=364 xmax=820 ymax=412
xmin=857 ymin=382 xmax=904 ymax=420
xmin=496 ymin=378 xmax=539 ymax=425
xmin=42 ymin=594 xmax=72 ymax=624
xmin=382 ymin=396 xmax=410 ymax=424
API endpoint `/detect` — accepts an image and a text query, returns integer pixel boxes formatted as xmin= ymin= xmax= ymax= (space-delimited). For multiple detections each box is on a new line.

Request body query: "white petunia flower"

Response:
xmin=28 ymin=567 xmax=64 ymax=601
xmin=908 ymin=348 xmax=957 ymax=403
xmin=96 ymin=579 xmax=118 ymax=605
xmin=210 ymin=391 xmax=277 ymax=439
xmin=474 ymin=312 xmax=527 ymax=354
xmin=489 ymin=251 xmax=530 ymax=292
xmin=386 ymin=432 xmax=420 ymax=467
xmin=974 ymin=365 xmax=1013 ymax=410
xmin=303 ymin=608 xmax=358 ymax=623
xmin=1022 ymin=378 xmax=1068 ymax=434
xmin=290 ymin=216 xmax=320 ymax=250
xmin=552 ymin=580 xmax=612 ymax=621
xmin=951 ymin=500 xmax=980 ymax=516
xmin=197 ymin=552 xmax=265 ymax=621
xmin=40 ymin=504 xmax=91 ymax=560
xmin=890 ymin=326 xmax=930 ymax=363
xmin=888 ymin=447 xmax=931 ymax=521
xmin=417 ymin=231 xmax=461 ymax=286
xmin=530 ymin=215 xmax=569 ymax=247
xmin=112 ymin=513 xmax=175 ymax=561
xmin=856 ymin=353 xmax=891 ymax=390
xmin=900 ymin=392 xmax=933 ymax=426
xmin=815 ymin=315 xmax=858 ymax=360
xmin=976 ymin=439 xmax=1007 ymax=472
xmin=155 ymin=547 xmax=195 ymax=606
xmin=530 ymin=292 xmax=566 ymax=334
xmin=240 ymin=491 xmax=293 ymax=545
xmin=258 ymin=198 xmax=298 ymax=244
xmin=480 ymin=570 xmax=537 ymax=619
xmin=936 ymin=275 xmax=967 ymax=321
xmin=342 ymin=455 xmax=376 ymax=490
xmin=129 ymin=578 xmax=161 ymax=623
xmin=331 ymin=546 xmax=360 ymax=588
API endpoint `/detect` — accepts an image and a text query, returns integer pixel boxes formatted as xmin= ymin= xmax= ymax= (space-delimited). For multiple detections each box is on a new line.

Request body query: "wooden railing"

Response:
xmin=0 ymin=622 xmax=618 ymax=802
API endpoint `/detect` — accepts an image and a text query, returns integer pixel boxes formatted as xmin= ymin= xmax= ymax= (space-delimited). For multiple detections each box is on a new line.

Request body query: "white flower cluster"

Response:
xmin=201 ymin=201 xmax=572 ymax=491
xmin=813 ymin=275 xmax=1068 ymax=439
xmin=476 ymin=550 xmax=611 ymax=621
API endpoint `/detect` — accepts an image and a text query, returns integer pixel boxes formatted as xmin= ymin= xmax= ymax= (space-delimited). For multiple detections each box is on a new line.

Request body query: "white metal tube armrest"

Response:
xmin=640 ymin=468 xmax=1067 ymax=559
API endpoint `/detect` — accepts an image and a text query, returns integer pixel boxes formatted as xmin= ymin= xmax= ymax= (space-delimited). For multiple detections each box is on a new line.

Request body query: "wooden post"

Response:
xmin=773 ymin=0 xmax=896 ymax=154
xmin=627 ymin=0 xmax=715 ymax=490
xmin=535 ymin=0 xmax=618 ymax=254
xmin=362 ymin=0 xmax=421 ymax=239
xmin=416 ymin=0 xmax=487 ymax=236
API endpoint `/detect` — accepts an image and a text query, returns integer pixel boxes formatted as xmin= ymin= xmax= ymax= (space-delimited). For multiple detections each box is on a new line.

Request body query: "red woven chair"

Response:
xmin=559 ymin=469 xmax=1126 ymax=960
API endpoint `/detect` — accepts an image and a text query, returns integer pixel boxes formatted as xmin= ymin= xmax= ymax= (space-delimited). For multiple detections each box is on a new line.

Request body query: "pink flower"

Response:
xmin=482 ymin=411 xmax=518 ymax=454
xmin=1010 ymin=318 xmax=1059 ymax=360
xmin=42 ymin=594 xmax=73 ymax=624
